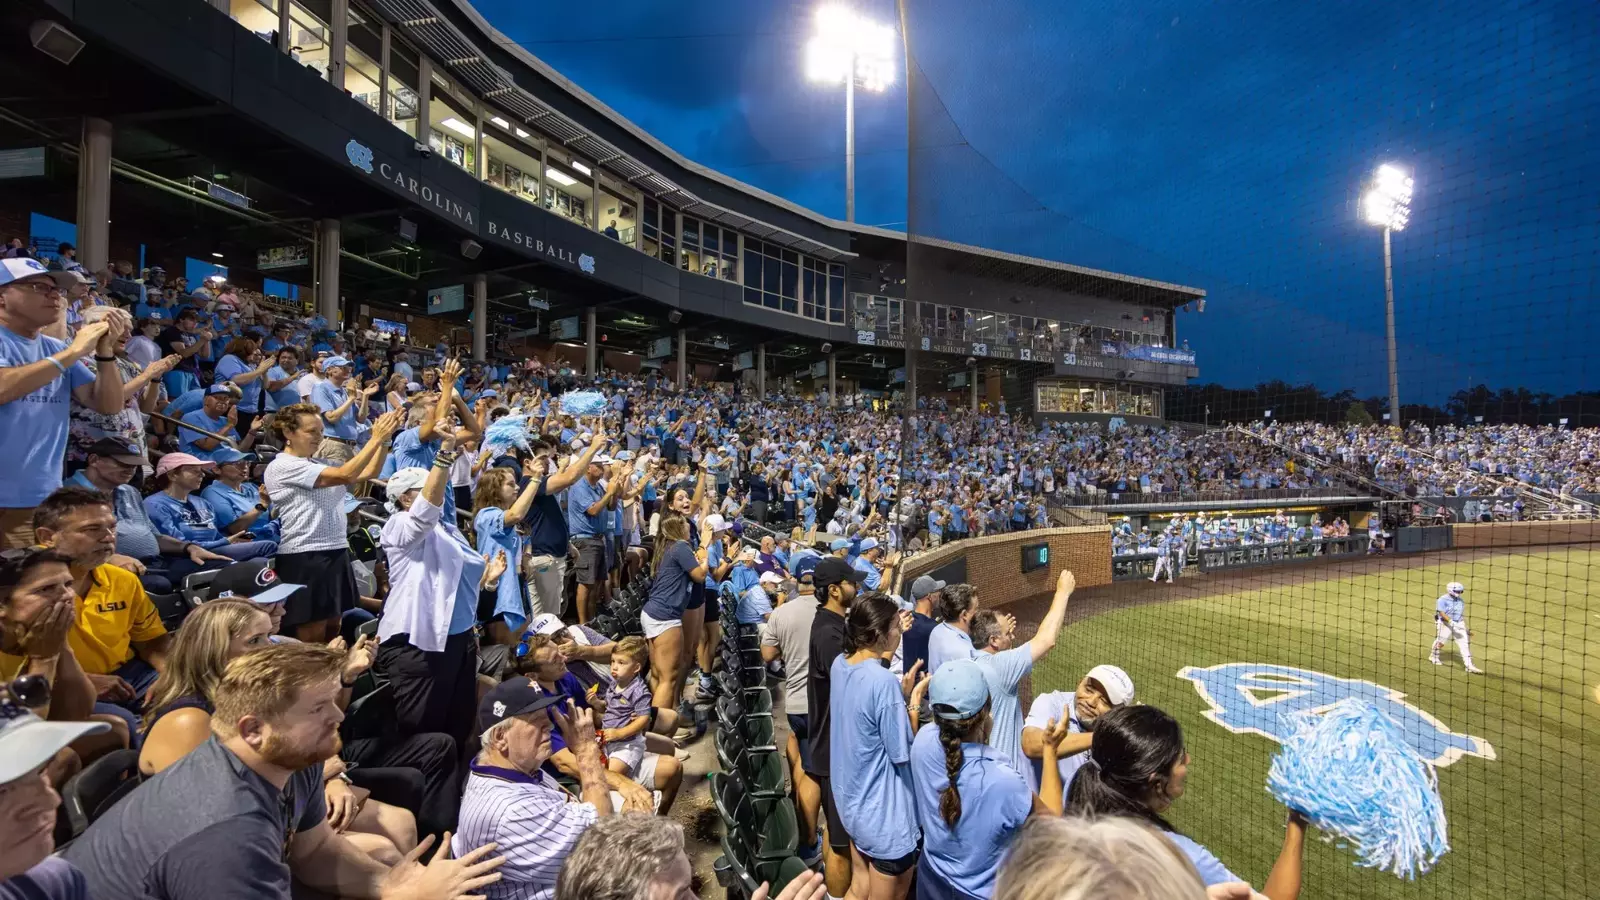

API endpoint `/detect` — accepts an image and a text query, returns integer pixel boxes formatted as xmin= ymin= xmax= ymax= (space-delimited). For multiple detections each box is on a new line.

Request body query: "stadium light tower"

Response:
xmin=805 ymin=4 xmax=896 ymax=223
xmin=1362 ymin=163 xmax=1413 ymax=429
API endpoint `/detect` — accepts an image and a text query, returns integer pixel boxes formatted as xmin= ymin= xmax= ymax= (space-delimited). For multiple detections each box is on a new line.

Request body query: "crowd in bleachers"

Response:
xmin=1 ymin=244 xmax=1593 ymax=900
xmin=1255 ymin=420 xmax=1600 ymax=499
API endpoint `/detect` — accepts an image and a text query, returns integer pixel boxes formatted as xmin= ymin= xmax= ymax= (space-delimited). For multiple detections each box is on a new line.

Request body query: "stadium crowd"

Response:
xmin=0 ymin=244 xmax=1589 ymax=900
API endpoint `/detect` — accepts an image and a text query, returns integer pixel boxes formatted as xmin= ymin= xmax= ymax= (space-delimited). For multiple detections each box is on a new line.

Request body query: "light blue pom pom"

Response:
xmin=483 ymin=415 xmax=532 ymax=454
xmin=1266 ymin=698 xmax=1449 ymax=879
xmin=560 ymin=390 xmax=609 ymax=418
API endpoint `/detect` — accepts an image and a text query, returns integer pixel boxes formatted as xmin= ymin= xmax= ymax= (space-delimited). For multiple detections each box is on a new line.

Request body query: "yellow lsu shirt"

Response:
xmin=67 ymin=565 xmax=167 ymax=675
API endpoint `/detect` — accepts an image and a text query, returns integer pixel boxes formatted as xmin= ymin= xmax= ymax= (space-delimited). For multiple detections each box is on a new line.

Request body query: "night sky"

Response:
xmin=475 ymin=0 xmax=1599 ymax=401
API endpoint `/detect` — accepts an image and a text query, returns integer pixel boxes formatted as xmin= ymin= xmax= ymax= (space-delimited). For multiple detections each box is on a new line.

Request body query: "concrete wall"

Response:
xmin=900 ymin=526 xmax=1113 ymax=608
xmin=1452 ymin=520 xmax=1600 ymax=549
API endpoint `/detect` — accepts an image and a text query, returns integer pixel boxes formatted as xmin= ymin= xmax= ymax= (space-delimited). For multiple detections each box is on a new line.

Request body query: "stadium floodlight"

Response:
xmin=1363 ymin=163 xmax=1413 ymax=231
xmin=805 ymin=4 xmax=897 ymax=222
xmin=1362 ymin=162 xmax=1414 ymax=430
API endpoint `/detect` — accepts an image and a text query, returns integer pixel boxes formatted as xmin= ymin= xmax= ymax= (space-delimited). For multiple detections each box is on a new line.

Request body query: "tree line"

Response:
xmin=1163 ymin=382 xmax=1600 ymax=429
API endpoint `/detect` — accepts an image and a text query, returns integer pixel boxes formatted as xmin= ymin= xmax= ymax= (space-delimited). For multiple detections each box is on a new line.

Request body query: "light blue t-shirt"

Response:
xmin=927 ymin=623 xmax=978 ymax=680
xmin=448 ymin=525 xmax=487 ymax=636
xmin=974 ymin=646 xmax=1034 ymax=780
xmin=200 ymin=481 xmax=279 ymax=542
xmin=311 ymin=381 xmax=359 ymax=440
xmin=213 ymin=354 xmax=260 ymax=411
xmin=566 ymin=476 xmax=606 ymax=538
xmin=851 ymin=554 xmax=882 ymax=590
xmin=264 ymin=365 xmax=299 ymax=411
xmin=1435 ymin=592 xmax=1465 ymax=622
xmin=829 ymin=655 xmax=918 ymax=860
xmin=1167 ymin=832 xmax=1242 ymax=886
xmin=736 ymin=584 xmax=773 ymax=625
xmin=0 ymin=325 xmax=95 ymax=506
xmin=910 ymin=724 xmax=1032 ymax=898
xmin=178 ymin=409 xmax=234 ymax=460
xmin=474 ymin=507 xmax=527 ymax=633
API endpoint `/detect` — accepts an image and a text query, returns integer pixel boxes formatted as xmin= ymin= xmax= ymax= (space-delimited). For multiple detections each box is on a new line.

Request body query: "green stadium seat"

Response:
xmin=771 ymin=856 xmax=813 ymax=895
xmin=744 ymin=747 xmax=786 ymax=800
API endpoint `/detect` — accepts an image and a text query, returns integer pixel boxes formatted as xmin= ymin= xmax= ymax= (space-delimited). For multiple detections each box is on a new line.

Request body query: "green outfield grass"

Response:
xmin=1036 ymin=548 xmax=1600 ymax=900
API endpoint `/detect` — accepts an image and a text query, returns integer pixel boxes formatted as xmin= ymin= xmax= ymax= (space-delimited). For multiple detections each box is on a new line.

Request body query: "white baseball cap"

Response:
xmin=0 ymin=257 xmax=52 ymax=287
xmin=528 ymin=613 xmax=565 ymax=636
xmin=0 ymin=704 xmax=109 ymax=785
xmin=705 ymin=513 xmax=731 ymax=532
xmin=1085 ymin=664 xmax=1135 ymax=706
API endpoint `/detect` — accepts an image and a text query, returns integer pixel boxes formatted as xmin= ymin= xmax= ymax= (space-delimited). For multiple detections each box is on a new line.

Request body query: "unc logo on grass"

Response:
xmin=1178 ymin=663 xmax=1495 ymax=767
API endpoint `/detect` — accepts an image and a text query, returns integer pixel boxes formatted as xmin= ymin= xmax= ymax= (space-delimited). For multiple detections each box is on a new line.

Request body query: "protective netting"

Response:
xmin=898 ymin=1 xmax=1598 ymax=897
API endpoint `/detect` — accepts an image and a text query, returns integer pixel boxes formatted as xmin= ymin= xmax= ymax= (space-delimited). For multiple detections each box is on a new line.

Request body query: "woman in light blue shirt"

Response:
xmin=212 ymin=338 xmax=270 ymax=433
xmin=830 ymin=591 xmax=929 ymax=900
xmin=910 ymin=658 xmax=1065 ymax=900
xmin=1066 ymin=705 xmax=1310 ymax=899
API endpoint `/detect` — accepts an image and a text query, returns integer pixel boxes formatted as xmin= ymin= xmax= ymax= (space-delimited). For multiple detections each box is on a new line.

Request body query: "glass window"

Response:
xmin=721 ymin=229 xmax=739 ymax=282
xmin=483 ymin=124 xmax=543 ymax=204
xmin=541 ymin=152 xmax=592 ymax=227
xmin=762 ymin=253 xmax=780 ymax=295
xmin=230 ymin=0 xmax=279 ymax=43
xmin=829 ymin=266 xmax=845 ymax=324
xmin=288 ymin=1 xmax=333 ymax=79
xmin=595 ymin=173 xmax=638 ymax=244
xmin=426 ymin=80 xmax=476 ymax=173
xmin=387 ymin=41 xmax=420 ymax=136
xmin=344 ymin=6 xmax=383 ymax=113
xmin=744 ymin=244 xmax=761 ymax=290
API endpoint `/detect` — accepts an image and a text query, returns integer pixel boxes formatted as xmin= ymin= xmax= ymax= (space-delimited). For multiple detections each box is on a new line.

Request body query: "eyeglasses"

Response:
xmin=8 ymin=280 xmax=61 ymax=297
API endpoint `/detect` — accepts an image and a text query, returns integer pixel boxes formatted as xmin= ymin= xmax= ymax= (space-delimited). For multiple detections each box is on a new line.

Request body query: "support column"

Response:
xmin=472 ymin=274 xmax=488 ymax=361
xmin=756 ymin=343 xmax=767 ymax=399
xmin=75 ymin=118 xmax=112 ymax=275
xmin=316 ymin=218 xmax=341 ymax=326
xmin=985 ymin=368 xmax=1003 ymax=409
xmin=676 ymin=329 xmax=687 ymax=390
xmin=970 ymin=366 xmax=978 ymax=412
xmin=416 ymin=57 xmax=433 ymax=143
xmin=328 ymin=0 xmax=349 ymax=90
xmin=827 ymin=351 xmax=837 ymax=408
xmin=585 ymin=307 xmax=598 ymax=376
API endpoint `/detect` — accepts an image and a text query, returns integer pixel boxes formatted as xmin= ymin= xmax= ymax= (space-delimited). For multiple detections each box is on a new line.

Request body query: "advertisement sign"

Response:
xmin=1122 ymin=345 xmax=1197 ymax=365
xmin=426 ymin=284 xmax=465 ymax=314
xmin=648 ymin=337 xmax=673 ymax=359
xmin=257 ymin=245 xmax=309 ymax=271
xmin=734 ymin=351 xmax=754 ymax=371
xmin=810 ymin=360 xmax=829 ymax=378
xmin=550 ymin=317 xmax=581 ymax=341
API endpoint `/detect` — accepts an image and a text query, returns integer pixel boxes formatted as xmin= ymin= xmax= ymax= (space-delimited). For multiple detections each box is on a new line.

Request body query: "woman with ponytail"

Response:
xmin=1066 ymin=705 xmax=1310 ymax=900
xmin=829 ymin=590 xmax=930 ymax=900
xmin=909 ymin=658 xmax=1067 ymax=900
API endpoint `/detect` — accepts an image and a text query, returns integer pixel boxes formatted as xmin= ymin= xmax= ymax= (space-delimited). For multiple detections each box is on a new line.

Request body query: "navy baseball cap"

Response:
xmin=793 ymin=555 xmax=820 ymax=580
xmin=477 ymin=677 xmax=567 ymax=734
xmin=207 ymin=560 xmax=303 ymax=606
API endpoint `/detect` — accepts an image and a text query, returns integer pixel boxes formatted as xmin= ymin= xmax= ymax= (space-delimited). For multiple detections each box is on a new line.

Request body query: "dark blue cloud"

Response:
xmin=478 ymin=0 xmax=1599 ymax=401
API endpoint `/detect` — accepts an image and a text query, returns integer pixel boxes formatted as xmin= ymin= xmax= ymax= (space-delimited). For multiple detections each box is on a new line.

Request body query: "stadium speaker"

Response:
xmin=460 ymin=239 xmax=482 ymax=260
xmin=397 ymin=217 xmax=418 ymax=243
xmin=668 ymin=310 xmax=682 ymax=324
xmin=30 ymin=20 xmax=85 ymax=65
xmin=821 ymin=342 xmax=833 ymax=354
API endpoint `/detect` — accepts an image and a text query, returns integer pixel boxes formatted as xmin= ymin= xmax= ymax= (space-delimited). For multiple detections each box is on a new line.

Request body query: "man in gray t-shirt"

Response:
xmin=64 ymin=735 xmax=326 ymax=899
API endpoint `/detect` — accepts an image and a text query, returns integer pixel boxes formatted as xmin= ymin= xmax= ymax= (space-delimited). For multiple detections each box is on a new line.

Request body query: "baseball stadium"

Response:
xmin=0 ymin=1 xmax=1593 ymax=900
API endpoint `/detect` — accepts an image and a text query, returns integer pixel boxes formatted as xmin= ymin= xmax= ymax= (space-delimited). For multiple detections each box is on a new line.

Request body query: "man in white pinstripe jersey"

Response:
xmin=453 ymin=680 xmax=613 ymax=900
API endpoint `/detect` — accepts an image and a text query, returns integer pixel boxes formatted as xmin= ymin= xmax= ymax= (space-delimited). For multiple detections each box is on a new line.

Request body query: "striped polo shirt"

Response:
xmin=452 ymin=762 xmax=600 ymax=900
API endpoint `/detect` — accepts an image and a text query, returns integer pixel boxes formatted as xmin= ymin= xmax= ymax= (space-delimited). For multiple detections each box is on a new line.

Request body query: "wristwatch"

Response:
xmin=254 ymin=503 xmax=268 ymax=512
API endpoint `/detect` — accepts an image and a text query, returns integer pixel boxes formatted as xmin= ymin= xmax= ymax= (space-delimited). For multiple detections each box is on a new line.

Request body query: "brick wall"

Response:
xmin=900 ymin=526 xmax=1113 ymax=609
xmin=1453 ymin=520 xmax=1600 ymax=549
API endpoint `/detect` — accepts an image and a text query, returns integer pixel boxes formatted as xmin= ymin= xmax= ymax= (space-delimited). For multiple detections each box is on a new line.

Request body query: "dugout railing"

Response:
xmin=1111 ymin=536 xmax=1372 ymax=581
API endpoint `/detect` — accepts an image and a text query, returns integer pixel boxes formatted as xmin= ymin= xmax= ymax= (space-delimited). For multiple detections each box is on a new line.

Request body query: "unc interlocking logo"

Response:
xmin=345 ymin=139 xmax=374 ymax=174
xmin=1177 ymin=663 xmax=1495 ymax=767
xmin=578 ymin=254 xmax=595 ymax=275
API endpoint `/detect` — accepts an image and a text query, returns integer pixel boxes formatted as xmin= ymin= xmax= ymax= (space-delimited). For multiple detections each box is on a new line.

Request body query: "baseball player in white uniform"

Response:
xmin=1431 ymin=581 xmax=1483 ymax=673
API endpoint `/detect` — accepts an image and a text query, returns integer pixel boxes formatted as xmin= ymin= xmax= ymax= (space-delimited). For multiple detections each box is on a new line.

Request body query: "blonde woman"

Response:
xmin=138 ymin=599 xmax=416 ymax=863
xmin=641 ymin=514 xmax=709 ymax=734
